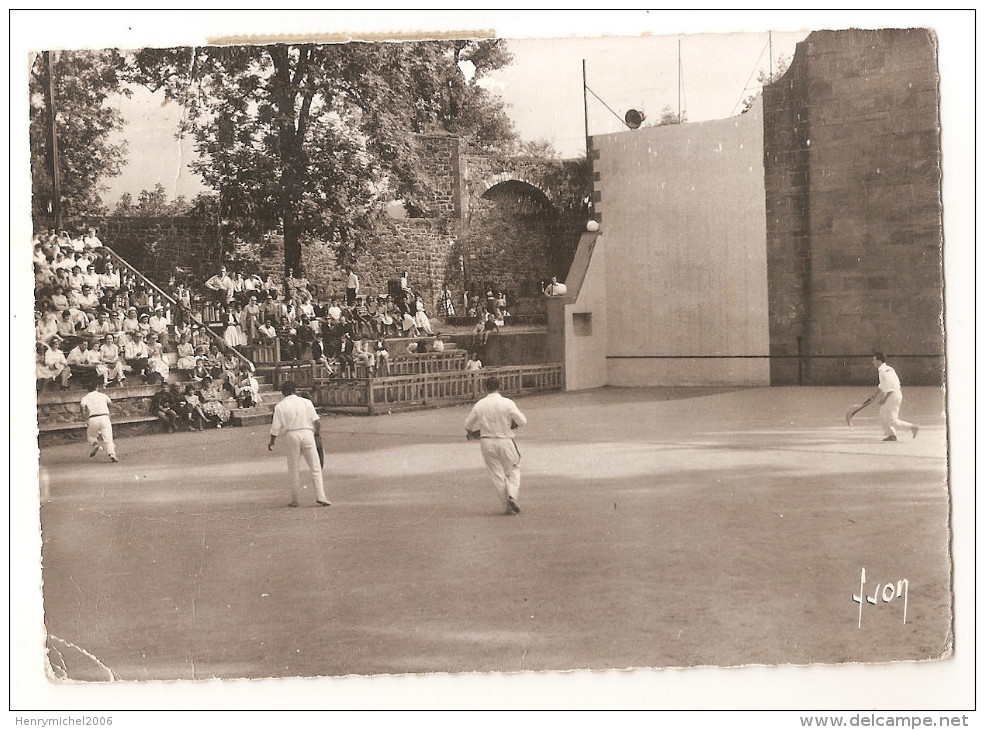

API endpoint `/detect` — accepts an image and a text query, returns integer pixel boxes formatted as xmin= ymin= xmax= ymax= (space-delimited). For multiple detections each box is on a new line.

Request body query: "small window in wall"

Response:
xmin=572 ymin=312 xmax=593 ymax=337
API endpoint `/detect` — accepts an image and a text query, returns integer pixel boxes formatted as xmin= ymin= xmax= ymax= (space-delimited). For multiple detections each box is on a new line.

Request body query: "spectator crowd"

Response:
xmin=35 ymin=227 xmax=509 ymax=434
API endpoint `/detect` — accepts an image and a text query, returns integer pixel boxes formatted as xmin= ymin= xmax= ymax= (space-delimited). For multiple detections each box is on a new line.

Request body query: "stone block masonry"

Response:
xmin=764 ymin=28 xmax=943 ymax=385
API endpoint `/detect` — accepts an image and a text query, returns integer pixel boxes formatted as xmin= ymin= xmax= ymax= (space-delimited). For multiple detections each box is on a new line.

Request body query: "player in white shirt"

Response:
xmin=268 ymin=381 xmax=330 ymax=508
xmin=464 ymin=376 xmax=528 ymax=515
xmin=80 ymin=381 xmax=118 ymax=462
xmin=869 ymin=352 xmax=919 ymax=442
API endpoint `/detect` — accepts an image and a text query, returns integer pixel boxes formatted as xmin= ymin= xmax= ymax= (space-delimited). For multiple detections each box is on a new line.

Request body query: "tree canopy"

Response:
xmin=29 ymin=49 xmax=130 ymax=225
xmin=127 ymin=39 xmax=517 ymax=276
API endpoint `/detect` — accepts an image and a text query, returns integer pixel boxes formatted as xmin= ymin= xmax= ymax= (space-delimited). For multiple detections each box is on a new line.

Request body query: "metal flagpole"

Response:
xmin=582 ymin=59 xmax=590 ymax=160
xmin=43 ymin=50 xmax=63 ymax=230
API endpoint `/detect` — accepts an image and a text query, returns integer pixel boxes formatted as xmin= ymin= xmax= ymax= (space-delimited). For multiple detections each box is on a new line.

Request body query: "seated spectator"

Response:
xmin=82 ymin=264 xmax=101 ymax=291
xmin=204 ymin=344 xmax=225 ymax=380
xmin=414 ymin=302 xmax=437 ymax=336
xmin=257 ymin=318 xmax=278 ymax=343
xmin=381 ymin=296 xmax=399 ymax=337
xmin=82 ymin=227 xmax=102 ymax=252
xmin=221 ymin=352 xmax=241 ymax=393
xmin=406 ymin=338 xmax=429 ymax=355
xmin=175 ymin=333 xmax=197 ymax=372
xmin=49 ymin=285 xmax=70 ymax=313
xmin=67 ymin=337 xmax=100 ymax=386
xmin=35 ymin=309 xmax=59 ymax=345
xmin=96 ymin=333 xmax=127 ymax=387
xmin=352 ymin=297 xmax=372 ymax=338
xmin=338 ymin=333 xmax=356 ymax=377
xmin=153 ymin=382 xmax=181 ymax=433
xmin=364 ymin=296 xmax=381 ymax=338
xmin=235 ymin=371 xmax=261 ymax=408
xmin=136 ymin=312 xmax=152 ymax=338
xmin=123 ymin=332 xmax=150 ymax=381
xmin=86 ymin=310 xmax=117 ymax=339
xmin=148 ymin=306 xmax=172 ymax=351
xmin=55 ymin=310 xmax=79 ymax=344
xmin=353 ymin=339 xmax=375 ymax=375
xmin=146 ymin=334 xmax=170 ymax=384
xmin=373 ymin=337 xmax=390 ymax=375
xmin=401 ymin=310 xmax=419 ymax=337
xmin=188 ymin=358 xmax=210 ymax=383
xmin=67 ymin=265 xmax=85 ymax=293
xmin=472 ymin=315 xmax=489 ymax=348
xmin=197 ymin=376 xmax=232 ymax=428
xmin=483 ymin=312 xmax=500 ymax=336
xmin=36 ymin=335 xmax=71 ymax=391
xmin=310 ymin=333 xmax=329 ymax=368
xmin=100 ymin=261 xmax=120 ymax=293
xmin=75 ymin=283 xmax=101 ymax=313
xmin=276 ymin=317 xmax=300 ymax=361
xmin=430 ymin=337 xmax=445 ymax=353
xmin=465 ymin=352 xmax=483 ymax=370
xmin=121 ymin=307 xmax=140 ymax=337
xmin=178 ymin=384 xmax=207 ymax=431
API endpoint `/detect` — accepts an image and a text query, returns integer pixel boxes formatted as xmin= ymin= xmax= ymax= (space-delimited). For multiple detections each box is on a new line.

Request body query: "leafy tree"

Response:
xmin=113 ymin=192 xmax=135 ymax=217
xmin=29 ymin=49 xmax=130 ymax=225
xmin=654 ymin=105 xmax=684 ymax=126
xmin=128 ymin=39 xmax=515 ymax=276
xmin=136 ymin=182 xmax=169 ymax=216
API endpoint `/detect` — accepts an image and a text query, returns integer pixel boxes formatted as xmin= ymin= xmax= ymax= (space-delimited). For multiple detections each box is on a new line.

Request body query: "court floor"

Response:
xmin=33 ymin=386 xmax=951 ymax=692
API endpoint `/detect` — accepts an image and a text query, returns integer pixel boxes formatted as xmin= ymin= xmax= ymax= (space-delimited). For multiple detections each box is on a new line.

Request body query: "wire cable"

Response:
xmin=585 ymin=84 xmax=632 ymax=128
xmin=729 ymin=35 xmax=771 ymax=117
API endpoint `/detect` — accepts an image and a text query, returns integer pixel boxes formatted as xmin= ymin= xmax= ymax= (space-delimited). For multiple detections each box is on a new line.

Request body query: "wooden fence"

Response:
xmin=308 ymin=364 xmax=563 ymax=415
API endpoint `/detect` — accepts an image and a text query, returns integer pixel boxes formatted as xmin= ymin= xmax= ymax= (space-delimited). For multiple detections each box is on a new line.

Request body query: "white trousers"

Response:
xmin=479 ymin=437 xmax=521 ymax=509
xmin=284 ymin=429 xmax=327 ymax=504
xmin=879 ymin=391 xmax=916 ymax=437
xmin=86 ymin=415 xmax=116 ymax=458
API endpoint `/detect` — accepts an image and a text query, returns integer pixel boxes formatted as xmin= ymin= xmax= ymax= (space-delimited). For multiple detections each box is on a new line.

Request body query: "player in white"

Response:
xmin=268 ymin=381 xmax=330 ymax=508
xmin=464 ymin=376 xmax=527 ymax=515
xmin=80 ymin=381 xmax=118 ymax=462
xmin=869 ymin=351 xmax=919 ymax=442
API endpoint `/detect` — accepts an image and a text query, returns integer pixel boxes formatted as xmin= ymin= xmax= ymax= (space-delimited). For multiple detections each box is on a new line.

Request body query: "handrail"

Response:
xmin=99 ymin=245 xmax=256 ymax=373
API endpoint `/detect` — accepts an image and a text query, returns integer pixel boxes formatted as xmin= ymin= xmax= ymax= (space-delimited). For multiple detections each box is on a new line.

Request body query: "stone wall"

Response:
xmin=93 ymin=216 xmax=221 ymax=285
xmin=764 ymin=29 xmax=944 ymax=385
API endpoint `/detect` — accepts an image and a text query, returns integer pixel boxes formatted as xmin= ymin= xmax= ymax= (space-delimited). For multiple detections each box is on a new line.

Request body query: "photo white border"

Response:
xmin=7 ymin=9 xmax=975 ymax=716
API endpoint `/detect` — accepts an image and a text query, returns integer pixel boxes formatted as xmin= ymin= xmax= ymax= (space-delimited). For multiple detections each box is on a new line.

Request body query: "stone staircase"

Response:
xmin=228 ymin=375 xmax=282 ymax=428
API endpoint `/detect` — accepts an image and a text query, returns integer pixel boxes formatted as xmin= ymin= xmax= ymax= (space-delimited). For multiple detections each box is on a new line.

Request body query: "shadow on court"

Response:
xmin=37 ymin=386 xmax=950 ymax=681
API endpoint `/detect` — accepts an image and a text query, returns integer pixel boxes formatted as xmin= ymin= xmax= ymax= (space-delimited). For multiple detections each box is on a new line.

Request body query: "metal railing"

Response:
xmin=99 ymin=245 xmax=256 ymax=373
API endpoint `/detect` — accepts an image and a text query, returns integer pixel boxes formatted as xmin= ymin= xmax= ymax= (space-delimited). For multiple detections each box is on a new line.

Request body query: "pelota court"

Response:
xmin=37 ymin=385 xmax=951 ymax=682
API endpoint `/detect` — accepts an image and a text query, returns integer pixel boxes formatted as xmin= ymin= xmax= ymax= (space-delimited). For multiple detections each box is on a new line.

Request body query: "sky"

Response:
xmin=98 ymin=27 xmax=808 ymax=206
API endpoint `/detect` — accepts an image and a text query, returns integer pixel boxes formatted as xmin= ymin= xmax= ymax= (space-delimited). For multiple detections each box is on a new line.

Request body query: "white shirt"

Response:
xmin=270 ymin=393 xmax=320 ymax=436
xmin=80 ymin=390 xmax=112 ymax=418
xmin=877 ymin=362 xmax=902 ymax=394
xmin=464 ymin=391 xmax=527 ymax=439
xmin=68 ymin=347 xmax=100 ymax=366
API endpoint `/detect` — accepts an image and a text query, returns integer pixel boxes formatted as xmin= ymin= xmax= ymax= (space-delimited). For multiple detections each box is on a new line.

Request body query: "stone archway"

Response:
xmin=460 ymin=177 xmax=563 ymax=302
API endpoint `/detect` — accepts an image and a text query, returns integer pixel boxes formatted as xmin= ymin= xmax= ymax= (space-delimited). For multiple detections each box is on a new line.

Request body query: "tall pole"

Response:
xmin=678 ymin=39 xmax=682 ymax=123
xmin=769 ymin=31 xmax=773 ymax=80
xmin=43 ymin=50 xmax=63 ymax=230
xmin=582 ymin=59 xmax=590 ymax=161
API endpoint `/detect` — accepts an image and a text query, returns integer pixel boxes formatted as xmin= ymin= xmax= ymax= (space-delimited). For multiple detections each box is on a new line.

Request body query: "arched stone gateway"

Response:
xmin=460 ymin=177 xmax=562 ymax=300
